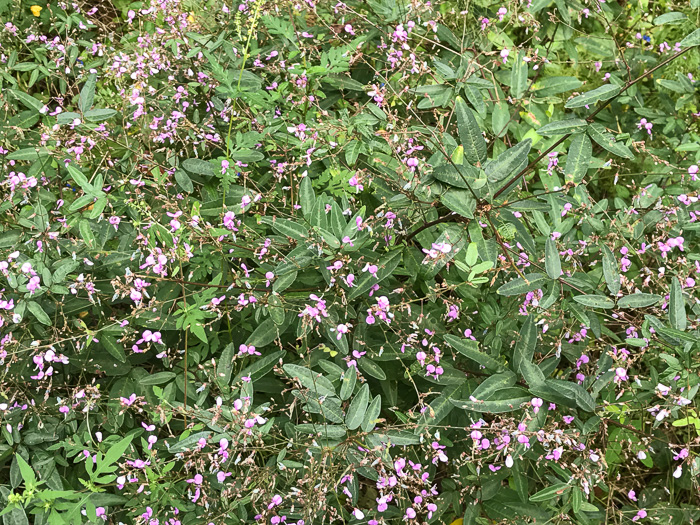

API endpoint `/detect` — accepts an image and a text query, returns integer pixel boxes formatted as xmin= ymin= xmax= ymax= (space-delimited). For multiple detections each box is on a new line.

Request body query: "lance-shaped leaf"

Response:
xmin=669 ymin=277 xmax=687 ymax=331
xmin=533 ymin=76 xmax=582 ymax=97
xmin=680 ymin=28 xmax=700 ymax=47
xmin=617 ymin=293 xmax=662 ymax=308
xmin=564 ymin=84 xmax=620 ymax=109
xmin=564 ymin=134 xmax=592 ymax=184
xmin=471 ymin=371 xmax=517 ymax=400
xmin=530 ymin=483 xmax=571 ymax=502
xmin=545 ymin=238 xmax=561 ymax=279
xmin=573 ymin=295 xmax=615 ymax=309
xmin=79 ymin=73 xmax=97 ymax=113
xmin=441 ymin=189 xmax=476 ymax=219
xmin=511 ymin=51 xmax=528 ymax=99
xmin=432 ymin=163 xmax=481 ymax=189
xmin=601 ymin=244 xmax=621 ymax=295
xmin=485 ymin=139 xmax=531 ymax=184
xmin=444 ymin=335 xmax=505 ymax=372
xmin=182 ymin=158 xmax=215 ymax=176
xmin=283 ymin=364 xmax=336 ymax=397
xmin=347 ymin=250 xmax=402 ymax=301
xmin=451 ymin=395 xmax=530 ymax=414
xmin=587 ymin=123 xmax=634 ymax=159
xmin=345 ymin=383 xmax=369 ymax=430
xmin=537 ymin=119 xmax=588 ymax=136
xmin=454 ymin=96 xmax=487 ymax=165
xmin=497 ymin=273 xmax=552 ymax=296
xmin=513 ymin=316 xmax=537 ymax=374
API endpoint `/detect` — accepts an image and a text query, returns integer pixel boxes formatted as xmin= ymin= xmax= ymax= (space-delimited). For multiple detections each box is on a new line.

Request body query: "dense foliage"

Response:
xmin=1 ymin=0 xmax=700 ymax=523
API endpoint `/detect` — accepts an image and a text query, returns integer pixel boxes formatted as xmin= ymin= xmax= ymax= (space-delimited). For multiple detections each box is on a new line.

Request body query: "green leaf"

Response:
xmin=339 ymin=366 xmax=357 ymax=401
xmin=267 ymin=294 xmax=285 ymax=325
xmin=345 ymin=383 xmax=369 ymax=430
xmin=182 ymin=158 xmax=215 ymax=176
xmin=66 ymin=164 xmax=94 ymax=193
xmin=532 ymin=379 xmax=596 ymax=411
xmin=99 ymin=434 xmax=134 ymax=474
xmin=231 ymin=149 xmax=264 ymax=163
xmin=564 ymin=84 xmax=620 ymax=109
xmin=444 ymin=334 xmax=505 ymax=372
xmin=246 ymin=317 xmax=285 ymax=348
xmin=601 ymin=244 xmax=620 ymax=296
xmin=441 ymin=189 xmax=475 ymax=218
xmin=101 ymin=335 xmax=127 ymax=363
xmin=168 ymin=431 xmax=211 ymax=453
xmin=295 ymin=424 xmax=346 ymax=439
xmin=347 ymin=250 xmax=402 ymax=301
xmin=617 ymin=293 xmax=662 ymax=308
xmin=83 ymin=108 xmax=118 ymax=122
xmin=362 ymin=394 xmax=382 ymax=433
xmin=233 ymin=350 xmax=285 ymax=383
xmin=513 ymin=315 xmax=537 ymax=374
xmin=529 ymin=483 xmax=571 ymax=502
xmin=497 ymin=273 xmax=551 ymax=296
xmin=464 ymin=84 xmax=486 ymax=117
xmin=1 ymin=505 xmax=29 ymax=525
xmin=14 ymin=454 xmax=37 ymax=485
xmin=471 ymin=372 xmax=517 ymax=400
xmin=545 ymin=238 xmax=561 ymax=279
xmin=455 ymin=96 xmax=487 ymax=165
xmin=299 ymin=176 xmax=316 ymax=217
xmin=654 ymin=12 xmax=687 ymax=25
xmin=521 ymin=360 xmax=546 ymax=387
xmin=680 ymin=28 xmax=700 ymax=47
xmin=79 ymin=74 xmax=97 ymax=113
xmin=283 ymin=364 xmax=336 ymax=397
xmin=261 ymin=217 xmax=309 ymax=241
xmin=485 ymin=139 xmax=531 ymax=184
xmin=27 ymin=301 xmax=51 ymax=325
xmin=79 ymin=220 xmax=96 ymax=249
xmin=216 ymin=343 xmax=236 ymax=386
xmin=432 ymin=163 xmax=481 ymax=189
xmin=345 ymin=140 xmax=362 ymax=166
xmin=140 ymin=372 xmax=176 ymax=386
xmin=357 ymin=357 xmax=387 ymax=380
xmin=174 ymin=170 xmax=194 ymax=193
xmin=669 ymin=277 xmax=687 ymax=331
xmin=451 ymin=396 xmax=530 ymax=414
xmin=7 ymin=147 xmax=52 ymax=161
xmin=511 ymin=51 xmax=528 ymax=99
xmin=537 ymin=119 xmax=588 ymax=136
xmin=492 ymin=100 xmax=510 ymax=137
xmin=321 ymin=75 xmax=365 ymax=91
xmin=9 ymin=89 xmax=44 ymax=113
xmin=564 ymin=134 xmax=592 ymax=184
xmin=533 ymin=76 xmax=582 ymax=97
xmin=573 ymin=295 xmax=615 ymax=309
xmin=587 ymin=123 xmax=634 ymax=159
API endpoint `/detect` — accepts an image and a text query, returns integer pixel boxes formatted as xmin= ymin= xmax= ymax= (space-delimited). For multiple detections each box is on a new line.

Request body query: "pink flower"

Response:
xmin=27 ymin=275 xmax=41 ymax=294
xmin=531 ymin=397 xmax=543 ymax=413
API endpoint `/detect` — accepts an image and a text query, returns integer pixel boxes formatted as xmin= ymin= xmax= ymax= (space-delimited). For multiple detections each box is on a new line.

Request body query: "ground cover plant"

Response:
xmin=1 ymin=0 xmax=700 ymax=523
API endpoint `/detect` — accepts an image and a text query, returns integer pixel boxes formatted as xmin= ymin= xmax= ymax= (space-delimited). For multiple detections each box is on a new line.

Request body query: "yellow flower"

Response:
xmin=187 ymin=13 xmax=195 ymax=23
xmin=30 ymin=5 xmax=42 ymax=16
